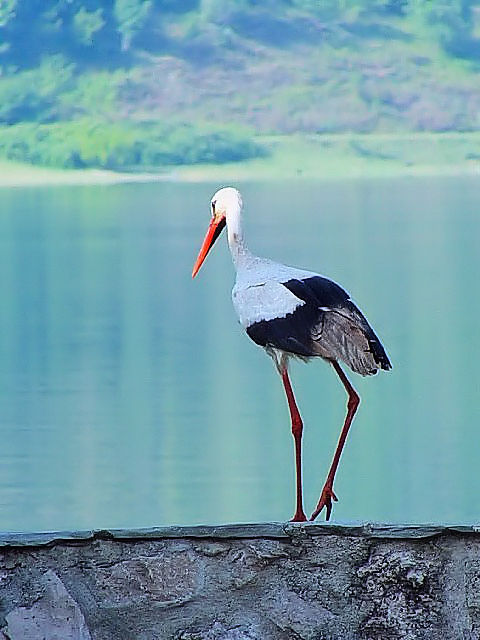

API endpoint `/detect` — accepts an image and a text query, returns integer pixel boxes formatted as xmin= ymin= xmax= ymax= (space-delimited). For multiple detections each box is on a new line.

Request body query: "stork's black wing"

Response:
xmin=247 ymin=276 xmax=391 ymax=374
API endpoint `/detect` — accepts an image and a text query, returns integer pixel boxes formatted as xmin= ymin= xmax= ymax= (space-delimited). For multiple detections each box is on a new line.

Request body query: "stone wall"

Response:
xmin=0 ymin=523 xmax=479 ymax=639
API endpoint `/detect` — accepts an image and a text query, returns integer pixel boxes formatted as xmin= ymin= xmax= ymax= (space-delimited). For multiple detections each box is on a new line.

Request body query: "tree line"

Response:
xmin=1 ymin=0 xmax=479 ymax=69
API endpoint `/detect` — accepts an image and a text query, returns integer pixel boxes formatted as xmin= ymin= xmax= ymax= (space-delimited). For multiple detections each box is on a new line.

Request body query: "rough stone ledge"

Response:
xmin=1 ymin=521 xmax=480 ymax=548
xmin=2 ymin=523 xmax=480 ymax=639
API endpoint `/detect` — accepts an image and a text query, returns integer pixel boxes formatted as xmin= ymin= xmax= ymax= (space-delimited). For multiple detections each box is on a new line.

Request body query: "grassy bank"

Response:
xmin=0 ymin=160 xmax=172 ymax=187
xmin=1 ymin=133 xmax=479 ymax=187
xmin=175 ymin=132 xmax=480 ymax=181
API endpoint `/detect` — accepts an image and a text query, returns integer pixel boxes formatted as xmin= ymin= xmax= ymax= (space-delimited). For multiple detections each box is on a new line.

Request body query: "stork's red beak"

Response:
xmin=192 ymin=216 xmax=226 ymax=278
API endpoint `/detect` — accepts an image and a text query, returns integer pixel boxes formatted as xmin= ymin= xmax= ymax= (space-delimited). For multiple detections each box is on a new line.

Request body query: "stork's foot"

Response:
xmin=290 ymin=508 xmax=308 ymax=522
xmin=310 ymin=484 xmax=338 ymax=521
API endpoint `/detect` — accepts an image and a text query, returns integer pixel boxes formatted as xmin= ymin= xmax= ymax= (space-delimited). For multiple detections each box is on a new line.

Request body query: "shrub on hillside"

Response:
xmin=0 ymin=120 xmax=266 ymax=169
xmin=0 ymin=56 xmax=75 ymax=125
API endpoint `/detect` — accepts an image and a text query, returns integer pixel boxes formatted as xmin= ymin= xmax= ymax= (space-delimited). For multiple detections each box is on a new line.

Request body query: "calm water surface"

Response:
xmin=0 ymin=177 xmax=478 ymax=531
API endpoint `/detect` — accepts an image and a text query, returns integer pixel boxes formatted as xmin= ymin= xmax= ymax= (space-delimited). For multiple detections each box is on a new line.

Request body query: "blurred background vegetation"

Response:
xmin=1 ymin=0 xmax=480 ymax=172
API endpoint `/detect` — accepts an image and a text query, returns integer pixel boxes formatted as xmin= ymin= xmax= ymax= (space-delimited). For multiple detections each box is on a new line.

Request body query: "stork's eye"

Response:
xmin=211 ymin=201 xmax=216 ymax=216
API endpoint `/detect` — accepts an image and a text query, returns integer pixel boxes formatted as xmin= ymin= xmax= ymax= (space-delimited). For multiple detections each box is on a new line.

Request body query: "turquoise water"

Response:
xmin=0 ymin=177 xmax=478 ymax=531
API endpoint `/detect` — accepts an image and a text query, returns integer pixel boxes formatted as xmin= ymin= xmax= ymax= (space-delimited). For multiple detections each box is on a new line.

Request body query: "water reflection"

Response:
xmin=0 ymin=177 xmax=478 ymax=531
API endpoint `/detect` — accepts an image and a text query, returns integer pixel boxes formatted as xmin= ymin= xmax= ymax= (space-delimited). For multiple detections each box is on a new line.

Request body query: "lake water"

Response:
xmin=0 ymin=177 xmax=478 ymax=532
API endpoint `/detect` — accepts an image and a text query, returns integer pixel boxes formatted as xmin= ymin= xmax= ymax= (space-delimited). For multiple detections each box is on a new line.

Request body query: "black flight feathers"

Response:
xmin=246 ymin=276 xmax=391 ymax=370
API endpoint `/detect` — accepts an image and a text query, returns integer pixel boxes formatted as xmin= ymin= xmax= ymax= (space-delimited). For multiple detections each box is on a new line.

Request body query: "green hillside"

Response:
xmin=1 ymin=1 xmax=480 ymax=172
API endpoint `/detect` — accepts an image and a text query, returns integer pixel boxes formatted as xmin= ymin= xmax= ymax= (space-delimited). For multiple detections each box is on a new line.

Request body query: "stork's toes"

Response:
xmin=310 ymin=485 xmax=338 ymax=521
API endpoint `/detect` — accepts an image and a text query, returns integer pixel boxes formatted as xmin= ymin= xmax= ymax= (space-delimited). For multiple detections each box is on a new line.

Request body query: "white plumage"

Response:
xmin=232 ymin=280 xmax=305 ymax=327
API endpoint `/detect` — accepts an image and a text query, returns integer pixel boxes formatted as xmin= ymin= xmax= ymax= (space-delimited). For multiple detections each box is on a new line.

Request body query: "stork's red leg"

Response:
xmin=310 ymin=360 xmax=360 ymax=521
xmin=281 ymin=369 xmax=307 ymax=522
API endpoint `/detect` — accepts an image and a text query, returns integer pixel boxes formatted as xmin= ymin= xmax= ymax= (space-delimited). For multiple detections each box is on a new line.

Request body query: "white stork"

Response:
xmin=192 ymin=187 xmax=391 ymax=522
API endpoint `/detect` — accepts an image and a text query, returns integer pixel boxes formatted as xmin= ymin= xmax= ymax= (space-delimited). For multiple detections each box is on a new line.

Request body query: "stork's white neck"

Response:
xmin=225 ymin=201 xmax=251 ymax=269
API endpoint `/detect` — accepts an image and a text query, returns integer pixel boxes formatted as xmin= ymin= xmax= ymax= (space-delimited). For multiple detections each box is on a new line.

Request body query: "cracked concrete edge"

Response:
xmin=1 ymin=522 xmax=480 ymax=548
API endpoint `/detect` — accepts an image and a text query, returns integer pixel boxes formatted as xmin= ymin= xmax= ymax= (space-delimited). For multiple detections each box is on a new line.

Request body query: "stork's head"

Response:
xmin=192 ymin=187 xmax=242 ymax=278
